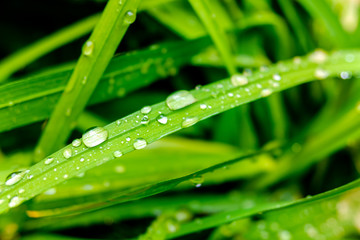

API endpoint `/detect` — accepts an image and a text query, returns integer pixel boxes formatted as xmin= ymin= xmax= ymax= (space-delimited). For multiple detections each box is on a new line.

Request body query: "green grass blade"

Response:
xmin=167 ymin=178 xmax=360 ymax=239
xmin=298 ymin=0 xmax=351 ymax=48
xmin=25 ymin=192 xmax=269 ymax=231
xmin=0 ymin=14 xmax=100 ymax=83
xmin=277 ymin=0 xmax=315 ymax=52
xmin=0 ymin=37 xmax=208 ymax=133
xmin=189 ymin=0 xmax=236 ymax=75
xmin=34 ymin=0 xmax=143 ymax=161
xmin=0 ymin=49 xmax=359 ymax=215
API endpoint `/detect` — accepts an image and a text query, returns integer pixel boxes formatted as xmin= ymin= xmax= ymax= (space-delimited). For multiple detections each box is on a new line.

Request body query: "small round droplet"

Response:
xmin=309 ymin=49 xmax=328 ymax=64
xmin=190 ymin=175 xmax=204 ymax=187
xmin=165 ymin=219 xmax=180 ymax=233
xmin=63 ymin=148 xmax=72 ymax=159
xmin=182 ymin=117 xmax=199 ymax=128
xmin=272 ymin=73 xmax=281 ymax=81
xmin=44 ymin=157 xmax=54 ymax=165
xmin=314 ymin=68 xmax=329 ymax=80
xmin=115 ymin=165 xmax=126 ymax=173
xmin=200 ymin=104 xmax=207 ymax=110
xmin=278 ymin=230 xmax=292 ymax=240
xmin=124 ymin=10 xmax=136 ymax=24
xmin=82 ymin=40 xmax=94 ymax=56
xmin=260 ymin=89 xmax=273 ymax=97
xmin=44 ymin=188 xmax=56 ymax=195
xmin=113 ymin=150 xmax=123 ymax=158
xmin=72 ymin=139 xmax=82 ymax=147
xmin=340 ymin=71 xmax=352 ymax=80
xmin=82 ymin=127 xmax=109 ymax=148
xmin=141 ymin=116 xmax=150 ymax=125
xmin=63 ymin=174 xmax=69 ymax=179
xmin=141 ymin=106 xmax=152 ymax=114
xmin=133 ymin=138 xmax=147 ymax=149
xmin=157 ymin=114 xmax=168 ymax=124
xmin=5 ymin=171 xmax=26 ymax=186
xmin=166 ymin=90 xmax=197 ymax=110
xmin=231 ymin=74 xmax=248 ymax=86
xmin=9 ymin=196 xmax=24 ymax=208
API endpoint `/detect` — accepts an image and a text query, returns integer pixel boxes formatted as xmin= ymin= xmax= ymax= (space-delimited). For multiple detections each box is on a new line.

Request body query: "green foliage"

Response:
xmin=1 ymin=0 xmax=360 ymax=239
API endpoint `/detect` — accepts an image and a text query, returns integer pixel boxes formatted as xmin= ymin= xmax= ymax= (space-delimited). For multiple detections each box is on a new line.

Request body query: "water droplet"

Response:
xmin=165 ymin=219 xmax=179 ymax=233
xmin=260 ymin=89 xmax=272 ymax=97
xmin=80 ymin=158 xmax=85 ymax=162
xmin=133 ymin=138 xmax=147 ymax=149
xmin=309 ymin=49 xmax=328 ymax=64
xmin=71 ymin=139 xmax=81 ymax=147
xmin=293 ymin=56 xmax=301 ymax=65
xmin=182 ymin=117 xmax=199 ymax=128
xmin=340 ymin=71 xmax=352 ymax=80
xmin=82 ymin=127 xmax=109 ymax=148
xmin=166 ymin=90 xmax=197 ymax=110
xmin=141 ymin=106 xmax=152 ymax=114
xmin=82 ymin=40 xmax=94 ymax=56
xmin=190 ymin=175 xmax=204 ymax=187
xmin=141 ymin=116 xmax=150 ymax=125
xmin=8 ymin=196 xmax=24 ymax=208
xmin=44 ymin=157 xmax=54 ymax=165
xmin=175 ymin=209 xmax=193 ymax=222
xmin=44 ymin=188 xmax=56 ymax=195
xmin=304 ymin=224 xmax=318 ymax=238
xmin=63 ymin=174 xmax=69 ymax=179
xmin=83 ymin=184 xmax=93 ymax=191
xmin=200 ymin=104 xmax=207 ymax=110
xmin=118 ymin=0 xmax=124 ymax=5
xmin=113 ymin=150 xmax=123 ymax=158
xmin=116 ymin=120 xmax=121 ymax=125
xmin=5 ymin=171 xmax=26 ymax=186
xmin=230 ymin=74 xmax=248 ymax=86
xmin=63 ymin=148 xmax=72 ymax=159
xmin=126 ymin=137 xmax=131 ymax=142
xmin=272 ymin=73 xmax=281 ymax=81
xmin=157 ymin=114 xmax=168 ymax=124
xmin=18 ymin=188 xmax=25 ymax=194
xmin=314 ymin=68 xmax=329 ymax=80
xmin=124 ymin=10 xmax=136 ymax=24
xmin=278 ymin=230 xmax=292 ymax=240
xmin=115 ymin=165 xmax=126 ymax=173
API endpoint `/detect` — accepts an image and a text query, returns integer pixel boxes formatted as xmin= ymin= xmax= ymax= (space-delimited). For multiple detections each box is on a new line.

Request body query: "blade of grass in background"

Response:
xmin=34 ymin=0 xmax=142 ymax=161
xmin=298 ymin=0 xmax=351 ymax=48
xmin=0 ymin=37 xmax=209 ymax=133
xmin=189 ymin=0 xmax=236 ymax=75
xmin=167 ymin=178 xmax=360 ymax=239
xmin=0 ymin=14 xmax=100 ymax=83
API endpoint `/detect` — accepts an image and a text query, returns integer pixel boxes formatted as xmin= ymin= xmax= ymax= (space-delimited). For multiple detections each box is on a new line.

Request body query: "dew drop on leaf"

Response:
xmin=82 ymin=127 xmax=109 ymax=148
xmin=272 ymin=73 xmax=281 ymax=81
xmin=308 ymin=49 xmax=328 ymax=64
xmin=5 ymin=171 xmax=26 ymax=186
xmin=278 ymin=230 xmax=292 ymax=240
xmin=200 ymin=104 xmax=207 ymax=110
xmin=141 ymin=116 xmax=150 ymax=125
xmin=260 ymin=89 xmax=273 ymax=97
xmin=230 ymin=74 xmax=248 ymax=86
xmin=166 ymin=90 xmax=197 ymax=110
xmin=133 ymin=138 xmax=147 ymax=149
xmin=141 ymin=106 xmax=152 ymax=114
xmin=314 ymin=68 xmax=329 ymax=80
xmin=63 ymin=148 xmax=72 ymax=159
xmin=190 ymin=175 xmax=204 ymax=188
xmin=44 ymin=157 xmax=54 ymax=165
xmin=8 ymin=196 xmax=24 ymax=208
xmin=157 ymin=114 xmax=168 ymax=124
xmin=124 ymin=10 xmax=136 ymax=24
xmin=182 ymin=116 xmax=199 ymax=128
xmin=71 ymin=139 xmax=82 ymax=147
xmin=113 ymin=150 xmax=123 ymax=158
xmin=82 ymin=40 xmax=94 ymax=56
